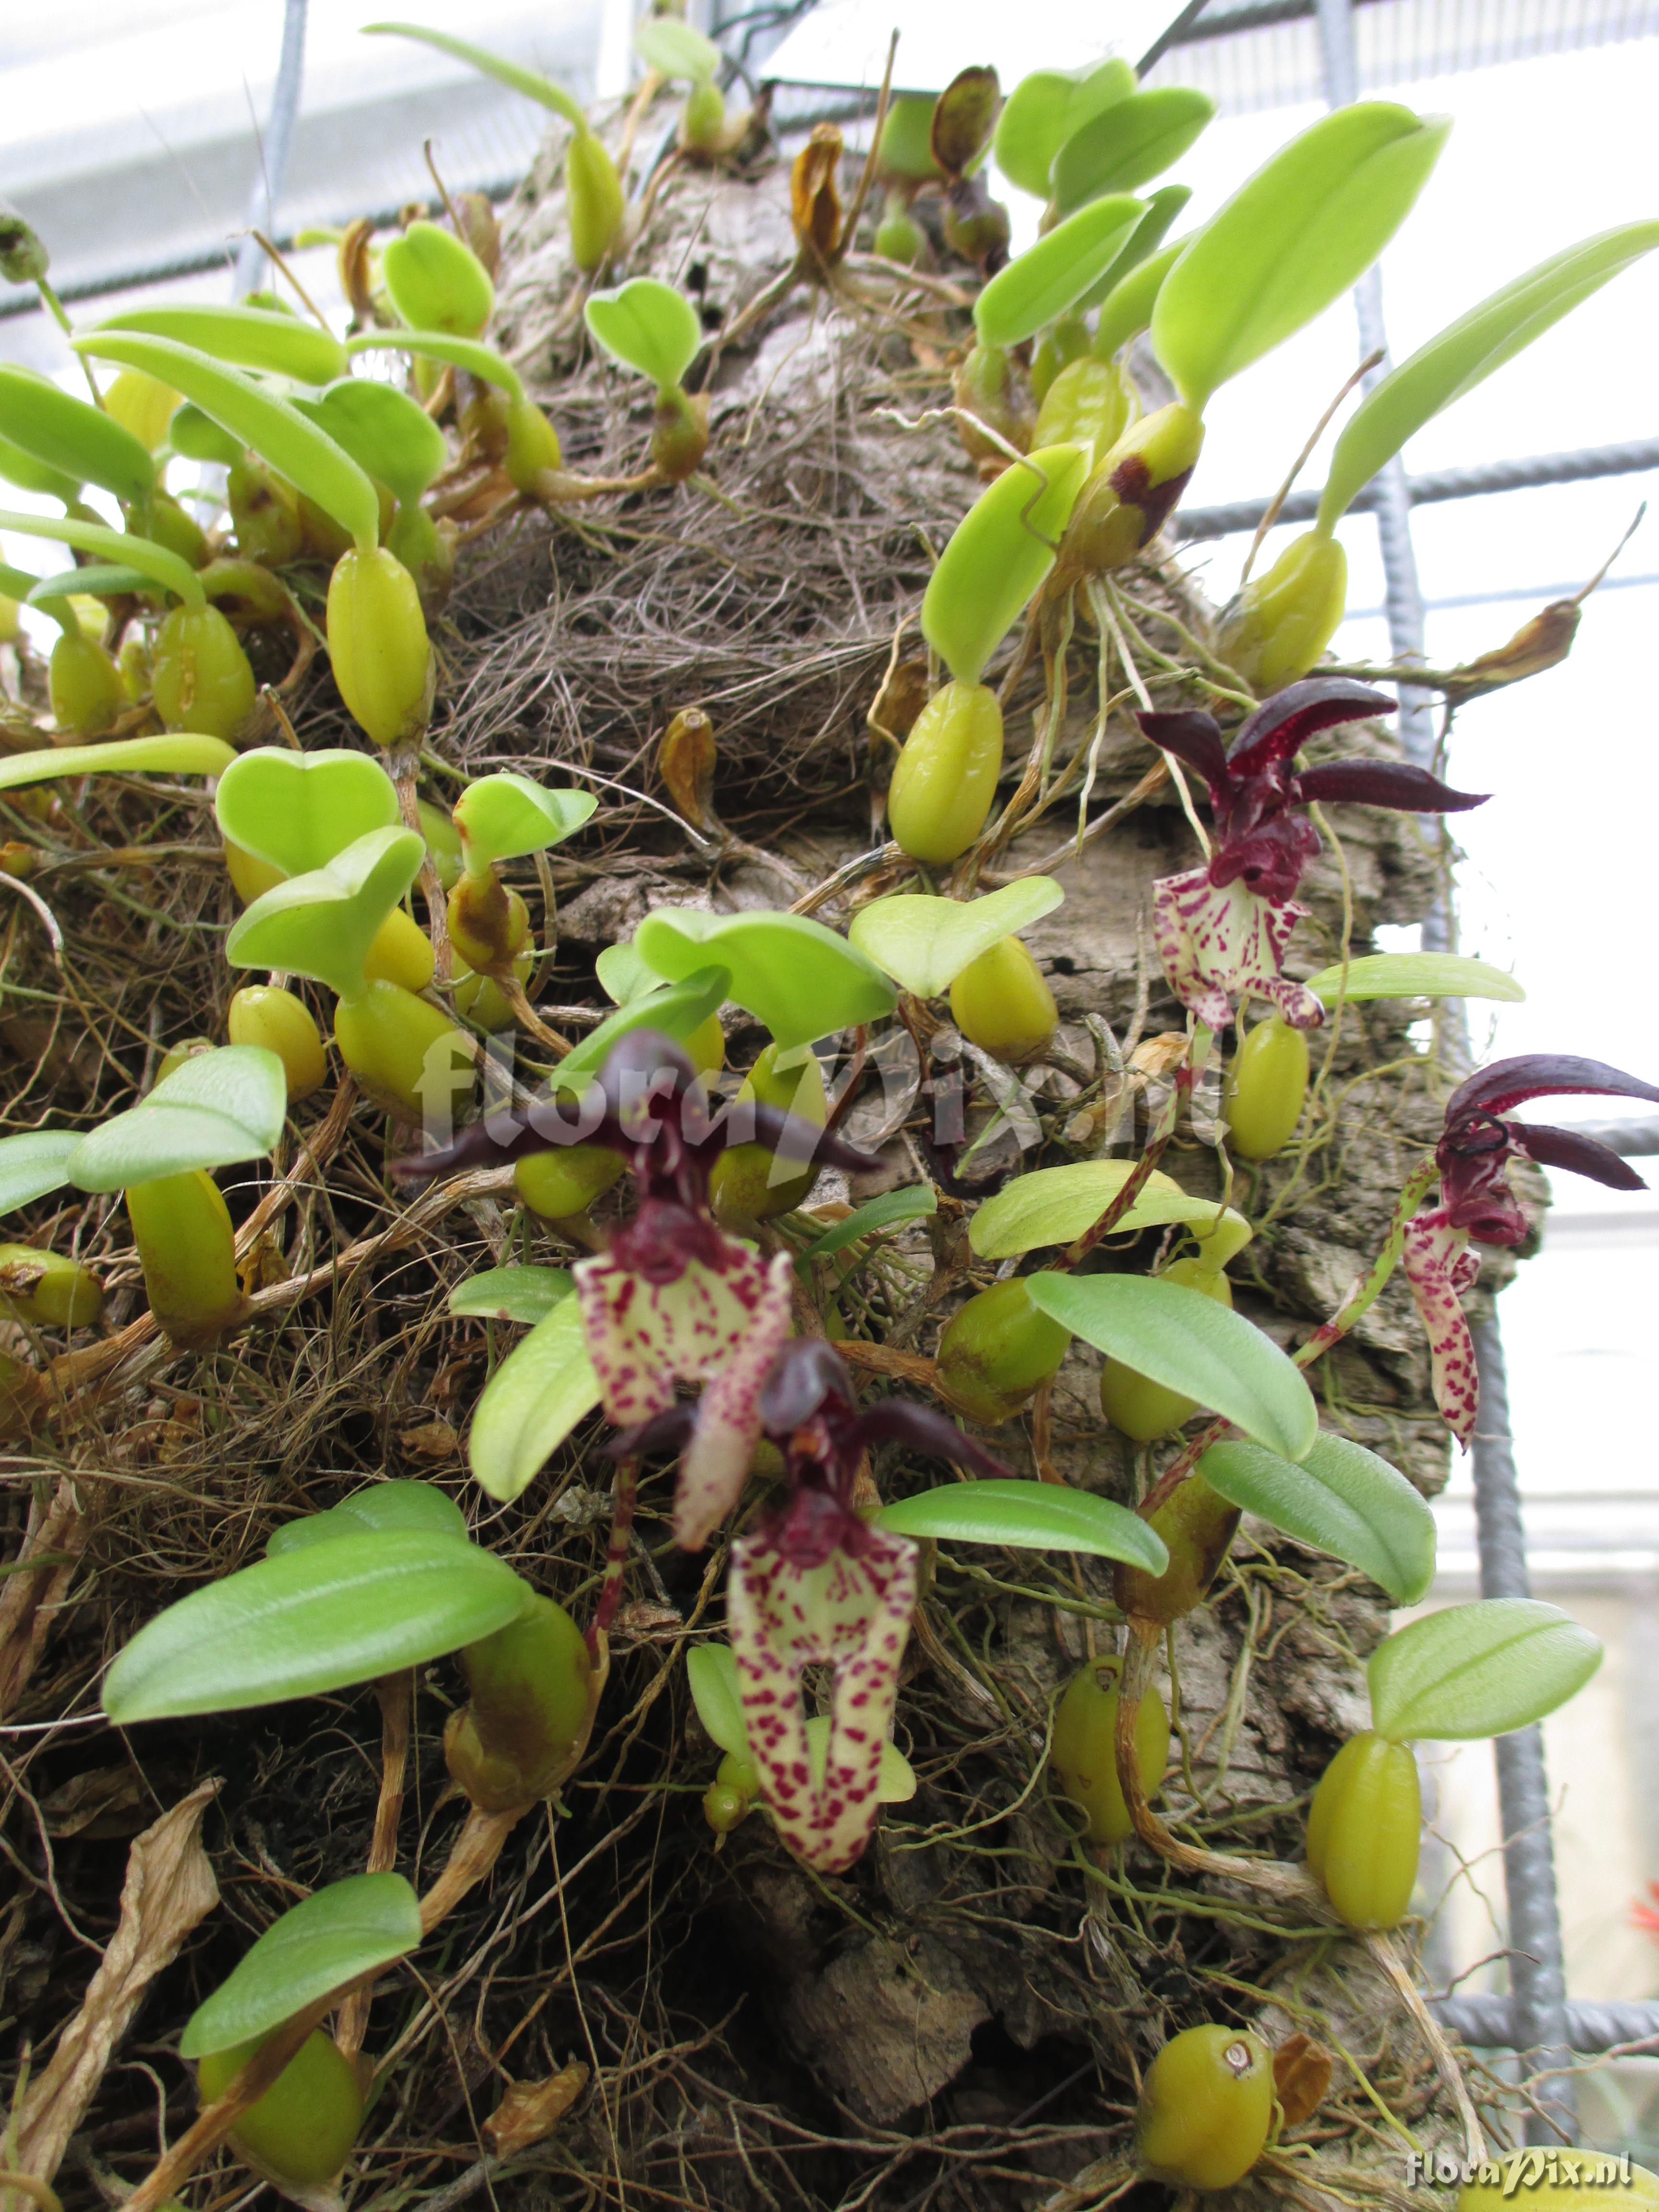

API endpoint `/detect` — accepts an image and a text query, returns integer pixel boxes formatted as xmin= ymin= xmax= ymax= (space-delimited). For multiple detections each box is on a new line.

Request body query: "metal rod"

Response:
xmin=1554 ymin=1116 xmax=1659 ymax=1157
xmin=232 ymin=0 xmax=310 ymax=300
xmin=1173 ymin=438 xmax=1659 ymax=541
xmin=1432 ymin=1995 xmax=1659 ymax=2054
xmin=1471 ymin=1314 xmax=1578 ymax=2140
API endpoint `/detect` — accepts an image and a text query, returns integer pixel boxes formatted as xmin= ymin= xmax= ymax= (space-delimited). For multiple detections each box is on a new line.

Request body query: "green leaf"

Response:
xmin=0 ymin=562 xmax=48 ymax=606
xmin=454 ymin=773 xmax=597 ymax=870
xmin=1319 ymin=220 xmax=1659 ymax=529
xmin=168 ymin=402 xmax=244 ymax=466
xmin=686 ymin=1643 xmax=749 ymax=1758
xmin=635 ymin=17 xmax=720 ymax=79
xmin=0 ymin=1130 xmax=81 ymax=1215
xmin=974 ymin=197 xmax=1145 ymax=349
xmin=805 ymin=1715 xmax=915 ymax=1802
xmin=1304 ymin=952 xmax=1525 ymax=1005
xmin=1080 ymin=184 xmax=1191 ymax=312
xmin=554 ymin=966 xmax=732 ymax=1088
xmin=449 ymin=1265 xmax=575 ymax=1323
xmin=226 ymin=827 xmax=426 ymax=1002
xmin=804 ymin=1185 xmax=936 ymax=1262
xmin=634 ymin=910 xmax=895 ymax=1050
xmin=585 ymin=280 xmax=703 ymax=391
xmin=1367 ymin=1599 xmax=1603 ymax=1743
xmin=1152 ymin=103 xmax=1451 ymax=410
xmin=295 ymin=377 xmax=448 ymax=505
xmin=468 ymin=1299 xmax=601 ymax=1502
xmin=27 ymin=563 xmax=155 ymax=604
xmin=103 ymin=1530 xmax=529 ymax=1720
xmin=73 ymin=331 xmax=381 ymax=553
xmin=68 ymin=1044 xmax=287 ymax=1194
xmin=96 ymin=303 xmax=348 ymax=388
xmin=267 ymin=1480 xmax=471 ymax=1557
xmin=214 ymin=746 xmax=403 ymax=878
xmin=382 ymin=223 xmax=494 ymax=340
xmin=970 ymin=1159 xmax=1252 ymax=1265
xmin=1051 ymin=86 xmax=1215 ymax=216
xmin=344 ymin=330 xmax=525 ymax=408
xmin=0 ymin=364 xmax=156 ymax=505
xmin=180 ymin=1871 xmax=422 ymax=2058
xmin=993 ymin=60 xmax=1136 ymax=200
xmin=0 ymin=509 xmax=205 ymax=611
xmin=1027 ymin=1272 xmax=1318 ymax=1459
xmin=595 ymin=941 xmax=660 ymax=1005
xmin=1199 ymin=1434 xmax=1435 ymax=1605
xmin=848 ymin=878 xmax=1063 ymax=998
xmin=0 ymin=734 xmax=236 ymax=792
xmin=922 ymin=442 xmax=1088 ymax=685
xmin=0 ymin=427 xmax=82 ymax=504
xmin=876 ymin=1478 xmax=1169 ymax=1572
xmin=361 ymin=21 xmax=589 ymax=132
xmin=1094 ymin=237 xmax=1185 ymax=359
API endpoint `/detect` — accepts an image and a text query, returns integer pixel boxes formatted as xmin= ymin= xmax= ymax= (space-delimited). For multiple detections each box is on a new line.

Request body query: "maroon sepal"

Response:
xmin=1134 ymin=708 xmax=1229 ymax=787
xmin=1223 ymin=677 xmax=1395 ymax=778
xmin=1514 ymin=1122 xmax=1648 ymax=1194
xmin=1445 ymin=1054 xmax=1659 ymax=1124
xmin=854 ymin=1398 xmax=1011 ymax=1479
xmin=1293 ymin=760 xmax=1488 ymax=814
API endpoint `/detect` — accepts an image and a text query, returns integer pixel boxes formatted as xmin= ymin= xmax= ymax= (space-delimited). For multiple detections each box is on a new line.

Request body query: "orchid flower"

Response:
xmin=398 ymin=1030 xmax=876 ymax=1546
xmin=630 ymin=1339 xmax=1009 ymax=1873
xmin=1404 ymin=1054 xmax=1659 ymax=1444
xmin=1137 ymin=679 xmax=1486 ymax=1031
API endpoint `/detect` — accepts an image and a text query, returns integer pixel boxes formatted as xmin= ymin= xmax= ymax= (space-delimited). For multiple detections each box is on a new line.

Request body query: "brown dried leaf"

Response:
xmin=485 ymin=2061 xmax=589 ymax=2155
xmin=1272 ymin=2032 xmax=1333 ymax=2128
xmin=930 ymin=66 xmax=999 ymax=179
xmin=791 ymin=127 xmax=843 ymax=264
xmin=867 ymin=658 xmax=928 ymax=748
xmin=659 ymin=708 xmax=718 ymax=829
xmin=16 ymin=1779 xmax=221 ymax=2185
xmin=1129 ymin=1032 xmax=1189 ymax=1080
xmin=337 ymin=217 xmax=377 ymax=330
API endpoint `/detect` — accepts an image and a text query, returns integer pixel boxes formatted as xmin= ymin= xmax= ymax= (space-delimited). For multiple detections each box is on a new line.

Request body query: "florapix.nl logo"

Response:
xmin=1406 ymin=2152 xmax=1638 ymax=2193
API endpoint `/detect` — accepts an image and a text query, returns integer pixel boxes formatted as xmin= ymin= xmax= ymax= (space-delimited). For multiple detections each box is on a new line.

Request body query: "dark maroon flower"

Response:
xmin=1436 ymin=1054 xmax=1659 ymax=1245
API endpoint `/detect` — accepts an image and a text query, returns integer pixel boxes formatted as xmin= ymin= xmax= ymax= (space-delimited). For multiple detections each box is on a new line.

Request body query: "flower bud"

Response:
xmin=1113 ymin=1471 xmax=1240 ymax=1627
xmin=148 ymin=489 xmax=209 ymax=569
xmin=1100 ymin=1259 xmax=1232 ymax=1440
xmin=1135 ymin=2023 xmax=1274 ymax=2191
xmin=935 ymin=1277 xmax=1070 ymax=1423
xmin=0 ymin=1243 xmax=104 ymax=1329
xmin=333 ymin=979 xmax=469 ymax=1118
xmin=504 ymin=397 xmax=563 ymax=493
xmin=229 ymin=986 xmax=327 ymax=1102
xmin=952 ymin=344 xmax=1032 ymax=479
xmin=1057 ymin=403 xmax=1204 ymax=578
xmin=196 ymin=2030 xmax=363 ymax=2187
xmin=1030 ymin=313 xmax=1090 ymax=408
xmin=48 ymin=631 xmax=121 ymax=738
xmin=448 ymin=871 xmax=531 ymax=976
xmin=152 ymin=604 xmax=256 ymax=739
xmin=1305 ymin=1730 xmax=1420 ymax=1930
xmin=383 ymin=218 xmax=494 ymax=338
xmin=0 ymin=206 xmax=50 ymax=287
xmin=126 ymin=1169 xmax=244 ymax=1347
xmin=1225 ymin=1013 xmax=1310 ymax=1162
xmin=1050 ymin=1655 xmax=1169 ymax=1844
xmin=709 ymin=1043 xmax=826 ymax=1226
xmin=1217 ymin=528 xmax=1348 ymax=695
xmin=652 ymin=386 xmax=709 ymax=481
xmin=229 ymin=459 xmax=303 ymax=568
xmin=949 ymin=936 xmax=1057 ymax=1063
xmin=887 ymin=680 xmax=1004 ymax=865
xmin=567 ymin=132 xmax=625 ymax=274
xmin=1032 ymin=357 xmax=1137 ymax=469
xmin=515 ymin=1144 xmax=625 ymax=1222
xmin=445 ymin=1593 xmax=594 ymax=1812
xmin=325 ymin=545 xmax=432 ymax=748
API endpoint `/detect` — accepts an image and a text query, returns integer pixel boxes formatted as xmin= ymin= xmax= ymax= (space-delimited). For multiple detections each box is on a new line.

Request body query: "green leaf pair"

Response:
xmin=585 ymin=280 xmax=703 ymax=393
xmin=0 ymin=362 xmax=155 ymax=505
xmin=227 ymin=826 xmax=426 ymax=1002
xmin=455 ymin=772 xmax=596 ymax=874
xmin=993 ymin=60 xmax=1138 ymax=199
xmin=554 ymin=965 xmax=732 ymax=1088
xmin=1154 ymin=102 xmax=1451 ymax=411
xmin=632 ymin=907 xmax=896 ymax=1050
xmin=849 ymin=878 xmax=1063 ymax=998
xmin=216 ymin=745 xmax=403 ymax=875
xmin=0 ymin=1045 xmax=286 ymax=1211
xmin=1028 ymin=1271 xmax=1317 ymax=1461
xmin=74 ymin=329 xmax=381 ymax=553
xmin=1367 ymin=1599 xmax=1601 ymax=1741
xmin=974 ymin=197 xmax=1145 ymax=350
xmin=970 ymin=1159 xmax=1252 ymax=1268
xmin=922 ymin=442 xmax=1089 ymax=686
xmin=1050 ymin=87 xmax=1214 ymax=216
xmin=94 ymin=301 xmax=349 ymax=387
xmin=295 ymin=377 xmax=449 ymax=506
xmin=1199 ymin=1435 xmax=1434 ymax=1605
xmin=1303 ymin=951 xmax=1525 ymax=1005
xmin=0 ymin=508 xmax=206 ymax=612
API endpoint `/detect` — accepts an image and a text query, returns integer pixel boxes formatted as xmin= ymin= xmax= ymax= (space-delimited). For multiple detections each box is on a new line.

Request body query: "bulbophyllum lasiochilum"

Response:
xmin=396 ymin=1029 xmax=878 ymax=1550
xmin=1136 ymin=678 xmax=1486 ymax=1034
xmin=1402 ymin=1054 xmax=1659 ymax=1444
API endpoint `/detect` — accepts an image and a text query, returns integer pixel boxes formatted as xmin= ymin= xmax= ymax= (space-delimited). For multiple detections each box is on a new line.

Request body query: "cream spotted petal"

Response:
xmin=728 ymin=1527 xmax=918 ymax=1875
xmin=574 ymin=1235 xmax=782 ymax=1427
xmin=1152 ymin=867 xmax=1323 ymax=1032
xmin=674 ymin=1251 xmax=794 ymax=1551
xmin=1402 ymin=1204 xmax=1482 ymax=1447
